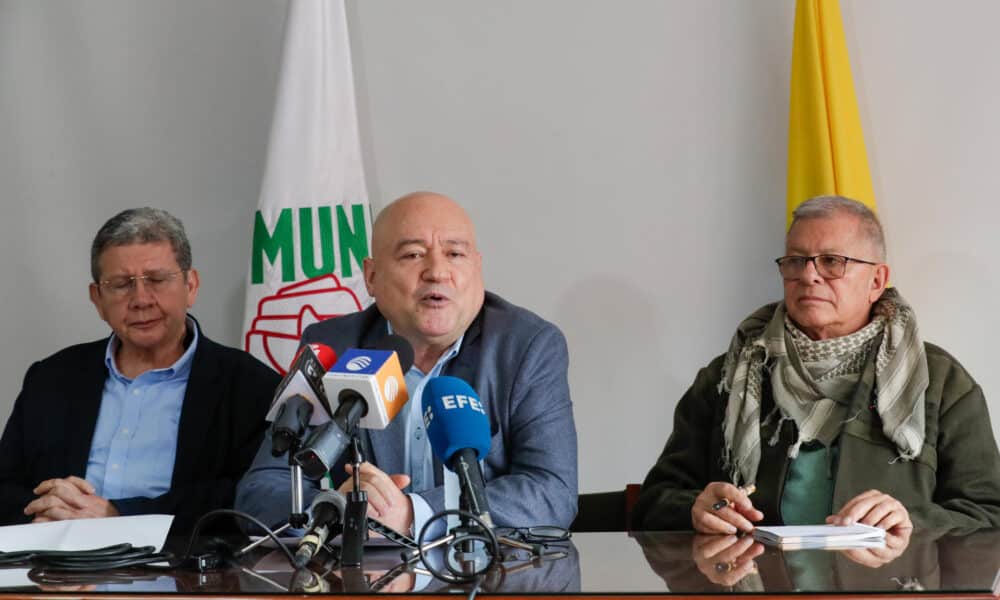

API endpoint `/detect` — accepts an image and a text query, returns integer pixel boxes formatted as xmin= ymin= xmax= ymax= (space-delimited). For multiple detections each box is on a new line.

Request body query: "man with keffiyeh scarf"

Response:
xmin=634 ymin=196 xmax=1000 ymax=534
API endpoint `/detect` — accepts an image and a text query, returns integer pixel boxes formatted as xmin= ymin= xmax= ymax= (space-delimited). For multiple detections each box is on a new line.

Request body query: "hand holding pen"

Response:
xmin=692 ymin=482 xmax=763 ymax=535
xmin=712 ymin=483 xmax=756 ymax=510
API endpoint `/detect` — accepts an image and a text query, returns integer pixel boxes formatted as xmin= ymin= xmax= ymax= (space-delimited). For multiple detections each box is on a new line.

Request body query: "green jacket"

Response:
xmin=634 ymin=342 xmax=1000 ymax=530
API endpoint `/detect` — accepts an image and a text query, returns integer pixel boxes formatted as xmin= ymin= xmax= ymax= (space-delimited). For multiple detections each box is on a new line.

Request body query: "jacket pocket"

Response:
xmin=842 ymin=419 xmax=937 ymax=470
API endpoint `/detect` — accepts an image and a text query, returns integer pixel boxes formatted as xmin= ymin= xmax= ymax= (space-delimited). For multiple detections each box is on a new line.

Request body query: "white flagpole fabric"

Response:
xmin=242 ymin=0 xmax=373 ymax=375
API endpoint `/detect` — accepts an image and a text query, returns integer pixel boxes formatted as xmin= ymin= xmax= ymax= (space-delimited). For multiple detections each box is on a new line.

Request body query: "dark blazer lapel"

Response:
xmin=171 ymin=334 xmax=223 ymax=486
xmin=445 ymin=309 xmax=488 ymax=431
xmin=66 ymin=342 xmax=112 ymax=477
xmin=435 ymin=308 xmax=487 ymax=485
xmin=443 ymin=311 xmax=482 ymax=391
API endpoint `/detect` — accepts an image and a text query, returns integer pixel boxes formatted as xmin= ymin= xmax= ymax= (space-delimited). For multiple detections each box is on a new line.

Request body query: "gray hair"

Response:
xmin=790 ymin=195 xmax=886 ymax=261
xmin=91 ymin=207 xmax=192 ymax=281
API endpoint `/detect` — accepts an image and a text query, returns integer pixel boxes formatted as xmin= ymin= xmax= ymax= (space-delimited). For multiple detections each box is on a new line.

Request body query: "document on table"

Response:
xmin=0 ymin=515 xmax=173 ymax=588
xmin=752 ymin=523 xmax=886 ymax=549
xmin=0 ymin=514 xmax=173 ymax=552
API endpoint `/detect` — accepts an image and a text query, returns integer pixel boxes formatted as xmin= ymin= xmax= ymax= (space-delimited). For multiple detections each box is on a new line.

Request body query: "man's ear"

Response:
xmin=89 ymin=283 xmax=108 ymax=322
xmin=363 ymin=257 xmax=376 ymax=297
xmin=869 ymin=263 xmax=891 ymax=303
xmin=184 ymin=268 xmax=200 ymax=308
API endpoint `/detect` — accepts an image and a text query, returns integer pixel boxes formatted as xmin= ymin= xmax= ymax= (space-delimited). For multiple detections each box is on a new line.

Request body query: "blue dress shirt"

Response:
xmin=85 ymin=320 xmax=199 ymax=500
xmin=386 ymin=324 xmax=463 ymax=534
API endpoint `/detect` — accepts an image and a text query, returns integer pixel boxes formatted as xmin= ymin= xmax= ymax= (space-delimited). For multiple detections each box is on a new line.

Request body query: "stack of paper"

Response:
xmin=752 ymin=523 xmax=886 ymax=549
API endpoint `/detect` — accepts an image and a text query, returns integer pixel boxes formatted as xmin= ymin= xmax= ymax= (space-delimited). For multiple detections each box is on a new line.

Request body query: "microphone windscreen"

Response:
xmin=422 ymin=376 xmax=491 ymax=464
xmin=309 ymin=489 xmax=348 ymax=521
xmin=372 ymin=334 xmax=415 ymax=372
xmin=305 ymin=343 xmax=339 ymax=371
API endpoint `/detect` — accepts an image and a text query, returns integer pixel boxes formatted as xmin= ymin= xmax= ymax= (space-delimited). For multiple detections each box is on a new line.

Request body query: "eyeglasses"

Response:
xmin=775 ymin=254 xmax=877 ymax=280
xmin=504 ymin=526 xmax=571 ymax=545
xmin=98 ymin=270 xmax=184 ymax=297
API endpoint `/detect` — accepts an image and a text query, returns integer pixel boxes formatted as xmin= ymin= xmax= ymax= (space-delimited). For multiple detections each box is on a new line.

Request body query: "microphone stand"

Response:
xmin=341 ymin=433 xmax=422 ymax=566
xmin=287 ymin=448 xmax=310 ymax=529
xmin=340 ymin=434 xmax=369 ymax=567
xmin=237 ymin=438 xmax=310 ymax=556
xmin=399 ymin=487 xmax=544 ymax=572
xmin=455 ymin=488 xmax=491 ymax=575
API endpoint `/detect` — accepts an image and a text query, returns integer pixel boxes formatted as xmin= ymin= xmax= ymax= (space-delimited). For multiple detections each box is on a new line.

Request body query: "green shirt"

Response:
xmin=780 ymin=441 xmax=840 ymax=525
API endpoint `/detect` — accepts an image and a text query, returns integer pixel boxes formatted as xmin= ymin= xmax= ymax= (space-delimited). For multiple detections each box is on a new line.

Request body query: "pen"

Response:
xmin=712 ymin=483 xmax=756 ymax=511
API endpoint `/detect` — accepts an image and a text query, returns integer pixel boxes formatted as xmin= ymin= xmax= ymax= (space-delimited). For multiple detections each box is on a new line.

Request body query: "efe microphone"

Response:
xmin=422 ymin=375 xmax=494 ymax=528
xmin=294 ymin=335 xmax=415 ymax=478
xmin=294 ymin=490 xmax=348 ymax=568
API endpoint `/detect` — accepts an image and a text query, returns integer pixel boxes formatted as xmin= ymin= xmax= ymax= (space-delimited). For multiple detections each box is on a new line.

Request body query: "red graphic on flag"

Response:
xmin=245 ymin=274 xmax=364 ymax=374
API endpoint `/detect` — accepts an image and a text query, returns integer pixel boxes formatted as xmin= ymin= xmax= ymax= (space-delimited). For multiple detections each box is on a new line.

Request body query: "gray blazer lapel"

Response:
xmin=365 ymin=423 xmax=404 ymax=477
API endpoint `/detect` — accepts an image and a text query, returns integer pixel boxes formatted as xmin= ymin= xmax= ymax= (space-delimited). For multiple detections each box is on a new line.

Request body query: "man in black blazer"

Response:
xmin=0 ymin=208 xmax=278 ymax=533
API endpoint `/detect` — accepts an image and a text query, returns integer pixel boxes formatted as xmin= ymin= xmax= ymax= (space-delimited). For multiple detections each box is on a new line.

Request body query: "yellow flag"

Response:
xmin=786 ymin=0 xmax=875 ymax=228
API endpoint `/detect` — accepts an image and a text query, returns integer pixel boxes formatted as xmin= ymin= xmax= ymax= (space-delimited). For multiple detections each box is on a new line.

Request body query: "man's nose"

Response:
xmin=128 ymin=278 xmax=156 ymax=306
xmin=422 ymin=251 xmax=450 ymax=281
xmin=798 ymin=257 xmax=824 ymax=284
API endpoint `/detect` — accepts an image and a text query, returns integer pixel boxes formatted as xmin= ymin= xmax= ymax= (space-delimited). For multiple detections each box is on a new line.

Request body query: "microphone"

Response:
xmin=324 ymin=334 xmax=415 ymax=430
xmin=294 ymin=490 xmax=348 ymax=568
xmin=266 ymin=344 xmax=338 ymax=456
xmin=294 ymin=335 xmax=415 ymax=478
xmin=270 ymin=395 xmax=314 ymax=457
xmin=422 ymin=376 xmax=494 ymax=528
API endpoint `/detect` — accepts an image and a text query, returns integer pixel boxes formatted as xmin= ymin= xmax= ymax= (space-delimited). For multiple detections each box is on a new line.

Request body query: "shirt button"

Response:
xmin=132 ymin=389 xmax=141 ymax=396
xmin=121 ymin=428 xmax=129 ymax=435
xmin=111 ymin=464 xmax=120 ymax=470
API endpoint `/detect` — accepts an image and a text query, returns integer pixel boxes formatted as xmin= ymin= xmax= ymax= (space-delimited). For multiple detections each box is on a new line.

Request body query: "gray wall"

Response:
xmin=2 ymin=0 xmax=998 ymax=495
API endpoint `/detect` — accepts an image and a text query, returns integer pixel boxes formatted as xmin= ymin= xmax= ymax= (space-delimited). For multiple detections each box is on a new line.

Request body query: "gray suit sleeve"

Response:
xmin=416 ymin=323 xmax=579 ymax=528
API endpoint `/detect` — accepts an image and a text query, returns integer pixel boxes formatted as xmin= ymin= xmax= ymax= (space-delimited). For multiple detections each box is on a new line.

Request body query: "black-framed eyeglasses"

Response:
xmin=98 ymin=270 xmax=185 ymax=298
xmin=504 ymin=526 xmax=571 ymax=544
xmin=774 ymin=254 xmax=877 ymax=280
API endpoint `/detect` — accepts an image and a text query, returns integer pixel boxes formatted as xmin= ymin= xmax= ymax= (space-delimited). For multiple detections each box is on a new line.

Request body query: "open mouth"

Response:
xmin=420 ymin=292 xmax=450 ymax=307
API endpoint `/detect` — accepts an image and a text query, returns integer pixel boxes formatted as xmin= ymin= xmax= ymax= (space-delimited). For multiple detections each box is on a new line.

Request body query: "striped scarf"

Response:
xmin=718 ymin=288 xmax=928 ymax=486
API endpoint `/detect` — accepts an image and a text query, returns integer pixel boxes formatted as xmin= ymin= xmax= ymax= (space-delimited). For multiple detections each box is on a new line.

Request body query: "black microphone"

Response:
xmin=294 ymin=335 xmax=415 ymax=478
xmin=270 ymin=394 xmax=314 ymax=457
xmin=294 ymin=490 xmax=348 ymax=568
xmin=265 ymin=343 xmax=338 ymax=457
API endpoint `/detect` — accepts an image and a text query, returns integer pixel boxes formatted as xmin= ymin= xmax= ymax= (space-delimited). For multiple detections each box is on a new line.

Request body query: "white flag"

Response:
xmin=242 ymin=0 xmax=372 ymax=375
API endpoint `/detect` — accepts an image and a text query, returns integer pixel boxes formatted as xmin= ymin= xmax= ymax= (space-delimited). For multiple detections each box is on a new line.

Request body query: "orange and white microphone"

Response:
xmin=294 ymin=335 xmax=415 ymax=478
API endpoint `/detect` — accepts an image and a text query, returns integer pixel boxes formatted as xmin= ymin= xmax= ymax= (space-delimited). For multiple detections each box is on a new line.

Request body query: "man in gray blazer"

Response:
xmin=236 ymin=191 xmax=577 ymax=535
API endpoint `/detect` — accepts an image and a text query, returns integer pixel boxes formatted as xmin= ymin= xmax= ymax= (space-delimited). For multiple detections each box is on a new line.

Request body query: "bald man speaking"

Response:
xmin=236 ymin=192 xmax=578 ymax=535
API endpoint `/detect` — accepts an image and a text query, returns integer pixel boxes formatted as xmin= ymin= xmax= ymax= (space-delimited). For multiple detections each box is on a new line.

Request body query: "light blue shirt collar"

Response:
xmin=384 ymin=323 xmax=464 ymax=373
xmin=104 ymin=316 xmax=199 ymax=383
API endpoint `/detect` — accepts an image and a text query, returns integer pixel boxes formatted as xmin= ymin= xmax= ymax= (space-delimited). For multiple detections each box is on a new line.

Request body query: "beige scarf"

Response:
xmin=718 ymin=288 xmax=929 ymax=486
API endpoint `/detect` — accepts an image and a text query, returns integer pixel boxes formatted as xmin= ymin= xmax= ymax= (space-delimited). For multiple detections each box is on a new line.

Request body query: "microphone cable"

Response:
xmin=0 ymin=543 xmax=172 ymax=572
xmin=0 ymin=508 xmax=304 ymax=577
xmin=416 ymin=509 xmax=500 ymax=585
xmin=179 ymin=508 xmax=299 ymax=570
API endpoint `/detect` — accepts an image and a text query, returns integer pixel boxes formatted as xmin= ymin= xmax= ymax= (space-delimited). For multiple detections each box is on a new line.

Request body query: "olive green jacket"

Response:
xmin=634 ymin=342 xmax=1000 ymax=530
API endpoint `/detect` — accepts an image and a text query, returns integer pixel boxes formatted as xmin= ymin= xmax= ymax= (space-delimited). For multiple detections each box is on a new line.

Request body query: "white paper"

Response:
xmin=0 ymin=515 xmax=173 ymax=588
xmin=753 ymin=523 xmax=886 ymax=548
xmin=0 ymin=570 xmax=31 ymax=588
xmin=0 ymin=514 xmax=173 ymax=552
